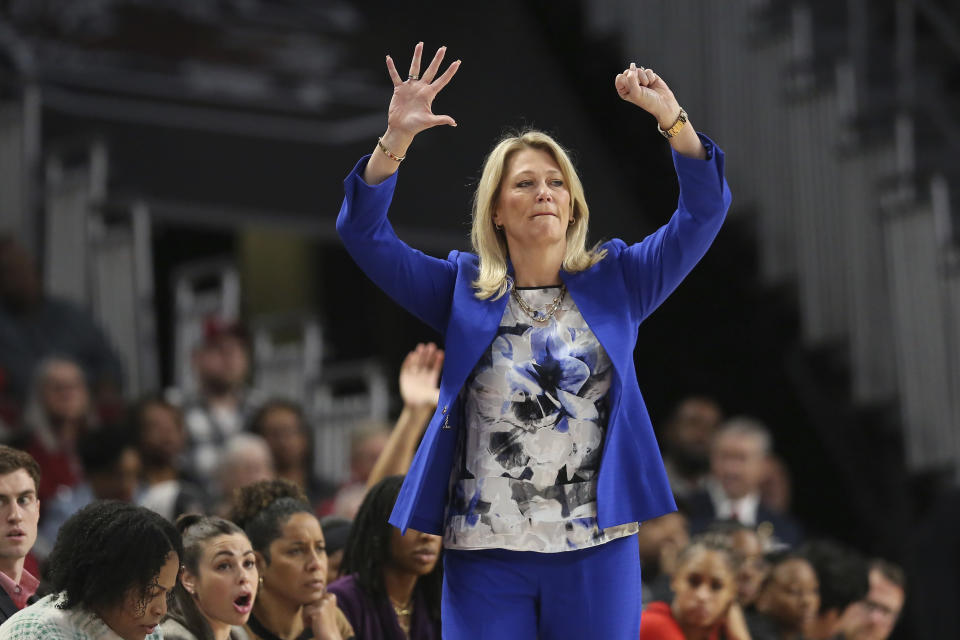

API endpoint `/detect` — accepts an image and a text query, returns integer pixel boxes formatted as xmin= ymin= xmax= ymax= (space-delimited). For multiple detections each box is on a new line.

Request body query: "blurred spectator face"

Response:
xmin=843 ymin=568 xmax=904 ymax=640
xmin=760 ymin=454 xmax=792 ymax=513
xmin=350 ymin=431 xmax=388 ymax=483
xmin=41 ymin=360 xmax=89 ymax=424
xmin=138 ymin=402 xmax=185 ymax=466
xmin=326 ymin=548 xmax=344 ymax=586
xmin=193 ymin=334 xmax=249 ymax=395
xmin=219 ymin=438 xmax=274 ymax=499
xmin=711 ymin=431 xmax=767 ymax=500
xmin=730 ymin=528 xmax=767 ymax=606
xmin=389 ymin=527 xmax=442 ymax=577
xmin=666 ymin=398 xmax=722 ymax=467
xmin=89 ymin=447 xmax=142 ymax=502
xmin=670 ymin=548 xmax=738 ymax=629
xmin=757 ymin=558 xmax=820 ymax=633
xmin=260 ymin=406 xmax=308 ymax=471
xmin=0 ymin=240 xmax=40 ymax=311
xmin=637 ymin=512 xmax=689 ymax=575
xmin=0 ymin=468 xmax=39 ymax=565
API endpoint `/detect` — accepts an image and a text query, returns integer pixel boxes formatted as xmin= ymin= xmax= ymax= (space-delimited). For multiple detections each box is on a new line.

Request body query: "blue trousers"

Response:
xmin=441 ymin=534 xmax=641 ymax=639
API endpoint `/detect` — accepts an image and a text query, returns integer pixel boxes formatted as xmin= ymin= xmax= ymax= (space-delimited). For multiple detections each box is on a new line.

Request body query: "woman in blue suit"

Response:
xmin=337 ymin=42 xmax=731 ymax=639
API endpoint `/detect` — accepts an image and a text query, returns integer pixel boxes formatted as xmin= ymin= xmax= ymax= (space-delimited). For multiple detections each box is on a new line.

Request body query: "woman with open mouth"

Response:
xmin=230 ymin=479 xmax=355 ymax=640
xmin=161 ymin=514 xmax=258 ymax=640
xmin=328 ymin=476 xmax=442 ymax=640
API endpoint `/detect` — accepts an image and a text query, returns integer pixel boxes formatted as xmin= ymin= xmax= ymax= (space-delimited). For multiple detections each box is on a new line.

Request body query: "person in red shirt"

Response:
xmin=0 ymin=445 xmax=41 ymax=625
xmin=640 ymin=535 xmax=750 ymax=640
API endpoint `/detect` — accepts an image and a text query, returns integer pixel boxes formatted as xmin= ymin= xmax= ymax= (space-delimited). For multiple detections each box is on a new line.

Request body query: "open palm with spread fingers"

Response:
xmin=386 ymin=42 xmax=461 ymax=138
xmin=615 ymin=62 xmax=680 ymax=128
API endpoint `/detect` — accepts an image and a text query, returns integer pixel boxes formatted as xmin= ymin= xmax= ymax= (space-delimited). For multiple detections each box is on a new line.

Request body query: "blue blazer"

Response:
xmin=337 ymin=134 xmax=731 ymax=535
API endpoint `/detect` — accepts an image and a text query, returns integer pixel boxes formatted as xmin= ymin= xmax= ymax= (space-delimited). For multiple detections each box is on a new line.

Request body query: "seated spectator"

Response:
xmin=800 ymin=540 xmax=869 ymax=640
xmin=248 ymin=398 xmax=336 ymax=510
xmin=134 ymin=394 xmax=207 ymax=521
xmin=660 ymin=396 xmax=724 ymax=500
xmin=639 ymin=534 xmax=751 ymax=640
xmin=687 ymin=417 xmax=802 ymax=546
xmin=749 ymin=553 xmax=820 ymax=640
xmin=229 ymin=479 xmax=353 ymax=640
xmin=836 ymin=559 xmax=905 ymax=640
xmin=213 ymin=434 xmax=274 ymax=517
xmin=320 ymin=516 xmax=352 ymax=588
xmin=637 ymin=511 xmax=690 ymax=605
xmin=0 ymin=234 xmax=123 ymax=405
xmin=176 ymin=317 xmax=264 ymax=485
xmin=18 ymin=358 xmax=94 ymax=504
xmin=0 ymin=501 xmax=181 ymax=640
xmin=161 ymin=514 xmax=257 ymax=640
xmin=323 ymin=423 xmax=389 ymax=520
xmin=328 ymin=476 xmax=442 ymax=640
xmin=0 ymin=446 xmax=41 ymax=625
xmin=35 ymin=425 xmax=141 ymax=559
xmin=704 ymin=520 xmax=770 ymax=609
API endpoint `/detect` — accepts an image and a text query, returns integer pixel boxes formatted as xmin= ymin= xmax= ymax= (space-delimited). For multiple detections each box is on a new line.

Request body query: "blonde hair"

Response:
xmin=470 ymin=130 xmax=606 ymax=300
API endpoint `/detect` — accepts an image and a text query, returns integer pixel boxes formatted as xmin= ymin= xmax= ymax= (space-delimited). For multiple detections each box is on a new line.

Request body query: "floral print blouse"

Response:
xmin=444 ymin=286 xmax=638 ymax=552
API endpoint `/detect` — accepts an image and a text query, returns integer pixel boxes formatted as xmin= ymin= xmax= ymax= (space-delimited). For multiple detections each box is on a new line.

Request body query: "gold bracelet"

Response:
xmin=657 ymin=107 xmax=688 ymax=139
xmin=377 ymin=136 xmax=405 ymax=162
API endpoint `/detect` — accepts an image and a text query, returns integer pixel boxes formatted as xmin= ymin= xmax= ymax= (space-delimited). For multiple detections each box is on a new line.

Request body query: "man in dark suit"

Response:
xmin=685 ymin=416 xmax=803 ymax=547
xmin=0 ymin=446 xmax=41 ymax=625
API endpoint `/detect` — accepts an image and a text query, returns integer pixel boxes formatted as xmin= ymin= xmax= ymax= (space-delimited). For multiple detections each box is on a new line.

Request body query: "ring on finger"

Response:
xmin=408 ymin=73 xmax=420 ymax=81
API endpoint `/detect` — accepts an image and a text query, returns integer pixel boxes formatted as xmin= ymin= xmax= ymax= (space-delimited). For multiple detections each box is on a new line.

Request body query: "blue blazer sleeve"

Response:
xmin=619 ymin=133 xmax=732 ymax=322
xmin=336 ymin=155 xmax=458 ymax=334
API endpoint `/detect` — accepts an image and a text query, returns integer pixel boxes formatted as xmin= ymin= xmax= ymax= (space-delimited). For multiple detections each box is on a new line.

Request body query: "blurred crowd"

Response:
xmin=0 ymin=235 xmax=906 ymax=639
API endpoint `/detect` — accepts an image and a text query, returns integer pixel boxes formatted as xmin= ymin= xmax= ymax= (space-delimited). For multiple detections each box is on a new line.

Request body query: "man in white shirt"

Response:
xmin=686 ymin=416 xmax=802 ymax=545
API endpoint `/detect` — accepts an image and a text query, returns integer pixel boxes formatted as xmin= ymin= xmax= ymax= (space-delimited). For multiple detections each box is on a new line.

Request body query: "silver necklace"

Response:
xmin=511 ymin=284 xmax=566 ymax=323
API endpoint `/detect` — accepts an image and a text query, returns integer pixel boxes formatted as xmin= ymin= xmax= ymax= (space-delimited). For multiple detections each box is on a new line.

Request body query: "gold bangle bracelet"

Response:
xmin=377 ymin=137 xmax=406 ymax=162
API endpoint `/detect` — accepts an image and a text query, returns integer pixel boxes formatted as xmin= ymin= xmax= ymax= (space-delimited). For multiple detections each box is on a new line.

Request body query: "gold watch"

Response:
xmin=657 ymin=107 xmax=688 ymax=139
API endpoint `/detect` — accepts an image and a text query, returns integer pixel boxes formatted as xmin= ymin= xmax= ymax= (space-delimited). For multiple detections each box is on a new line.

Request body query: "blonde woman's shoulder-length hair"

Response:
xmin=470 ymin=129 xmax=607 ymax=300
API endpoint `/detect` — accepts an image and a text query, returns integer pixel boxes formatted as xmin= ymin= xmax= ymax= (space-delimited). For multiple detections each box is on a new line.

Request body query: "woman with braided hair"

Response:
xmin=229 ymin=479 xmax=353 ymax=640
xmin=327 ymin=476 xmax=441 ymax=640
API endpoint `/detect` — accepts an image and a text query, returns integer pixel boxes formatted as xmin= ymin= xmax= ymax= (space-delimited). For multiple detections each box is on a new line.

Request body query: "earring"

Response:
xmin=569 ymin=217 xmax=577 ymax=226
xmin=495 ymin=223 xmax=503 ymax=231
xmin=259 ymin=576 xmax=264 ymax=585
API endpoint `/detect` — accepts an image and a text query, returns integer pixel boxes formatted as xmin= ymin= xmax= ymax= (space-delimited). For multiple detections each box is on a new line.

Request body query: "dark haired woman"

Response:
xmin=328 ymin=476 xmax=442 ymax=640
xmin=640 ymin=535 xmax=751 ymax=640
xmin=0 ymin=500 xmax=181 ymax=640
xmin=161 ymin=514 xmax=257 ymax=640
xmin=230 ymin=479 xmax=354 ymax=640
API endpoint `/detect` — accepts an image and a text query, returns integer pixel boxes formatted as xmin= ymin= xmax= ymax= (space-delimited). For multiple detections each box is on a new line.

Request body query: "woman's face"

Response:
xmin=183 ymin=534 xmax=257 ymax=629
xmin=757 ymin=558 xmax=820 ymax=632
xmin=99 ymin=551 xmax=179 ymax=640
xmin=730 ymin=529 xmax=767 ymax=605
xmin=388 ymin=526 xmax=442 ymax=577
xmin=493 ymin=148 xmax=572 ymax=253
xmin=259 ymin=512 xmax=327 ymax=606
xmin=670 ymin=549 xmax=737 ymax=629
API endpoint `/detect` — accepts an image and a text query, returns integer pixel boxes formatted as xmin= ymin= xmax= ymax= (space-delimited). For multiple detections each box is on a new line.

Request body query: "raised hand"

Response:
xmin=385 ymin=42 xmax=461 ymax=139
xmin=398 ymin=342 xmax=444 ymax=409
xmin=614 ymin=62 xmax=680 ymax=129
